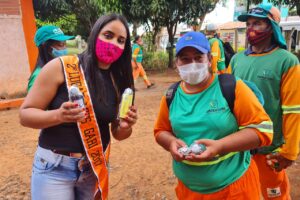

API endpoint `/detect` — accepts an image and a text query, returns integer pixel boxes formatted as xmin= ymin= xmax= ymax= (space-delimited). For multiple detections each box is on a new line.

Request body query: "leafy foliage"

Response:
xmin=247 ymin=0 xmax=300 ymax=16
xmin=33 ymin=0 xmax=122 ymax=39
xmin=33 ymin=0 xmax=219 ymax=67
xmin=143 ymin=51 xmax=169 ymax=71
xmin=146 ymin=0 xmax=218 ymax=68
xmin=35 ymin=14 xmax=77 ymax=35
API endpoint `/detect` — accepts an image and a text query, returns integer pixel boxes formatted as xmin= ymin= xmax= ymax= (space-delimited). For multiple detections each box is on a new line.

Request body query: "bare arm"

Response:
xmin=19 ymin=58 xmax=85 ymax=129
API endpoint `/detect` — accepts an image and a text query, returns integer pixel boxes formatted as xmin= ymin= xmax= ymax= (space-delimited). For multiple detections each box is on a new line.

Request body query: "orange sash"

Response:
xmin=60 ymin=55 xmax=110 ymax=200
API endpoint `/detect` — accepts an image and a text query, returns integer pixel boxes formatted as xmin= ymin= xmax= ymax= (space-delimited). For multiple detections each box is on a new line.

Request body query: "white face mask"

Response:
xmin=178 ymin=62 xmax=209 ymax=85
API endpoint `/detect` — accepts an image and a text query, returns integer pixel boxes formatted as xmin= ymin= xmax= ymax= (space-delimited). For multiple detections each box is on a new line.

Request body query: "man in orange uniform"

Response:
xmin=206 ymin=23 xmax=226 ymax=74
xmin=131 ymin=35 xmax=154 ymax=89
xmin=229 ymin=4 xmax=300 ymax=199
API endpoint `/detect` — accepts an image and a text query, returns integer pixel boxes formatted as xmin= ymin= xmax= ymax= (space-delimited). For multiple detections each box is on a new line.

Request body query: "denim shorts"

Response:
xmin=31 ymin=146 xmax=97 ymax=200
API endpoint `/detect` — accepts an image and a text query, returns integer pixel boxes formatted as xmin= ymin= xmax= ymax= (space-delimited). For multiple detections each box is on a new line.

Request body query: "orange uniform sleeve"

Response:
xmin=233 ymin=79 xmax=273 ymax=147
xmin=226 ymin=64 xmax=232 ymax=74
xmin=154 ymin=95 xmax=173 ymax=140
xmin=280 ymin=64 xmax=300 ymax=160
xmin=210 ymin=41 xmax=220 ymax=73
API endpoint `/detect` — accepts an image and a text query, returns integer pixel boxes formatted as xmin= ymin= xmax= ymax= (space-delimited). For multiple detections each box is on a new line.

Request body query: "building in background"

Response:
xmin=218 ymin=21 xmax=246 ymax=51
xmin=0 ymin=0 xmax=37 ymax=100
xmin=280 ymin=16 xmax=300 ymax=52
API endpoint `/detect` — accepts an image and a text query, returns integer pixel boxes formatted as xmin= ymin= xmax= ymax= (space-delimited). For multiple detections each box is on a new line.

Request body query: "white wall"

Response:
xmin=0 ymin=16 xmax=30 ymax=98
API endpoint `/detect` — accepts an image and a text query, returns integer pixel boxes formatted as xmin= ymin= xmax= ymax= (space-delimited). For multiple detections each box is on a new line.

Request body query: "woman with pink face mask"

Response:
xmin=154 ymin=32 xmax=274 ymax=199
xmin=20 ymin=14 xmax=137 ymax=200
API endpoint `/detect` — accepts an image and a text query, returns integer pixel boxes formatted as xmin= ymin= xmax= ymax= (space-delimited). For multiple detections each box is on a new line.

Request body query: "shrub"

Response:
xmin=142 ymin=51 xmax=169 ymax=72
xmin=66 ymin=39 xmax=77 ymax=48
xmin=67 ymin=47 xmax=83 ymax=55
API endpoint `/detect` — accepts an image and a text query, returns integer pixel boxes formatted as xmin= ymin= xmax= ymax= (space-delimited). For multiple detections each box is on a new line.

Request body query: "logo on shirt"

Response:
xmin=267 ymin=187 xmax=281 ymax=198
xmin=257 ymin=69 xmax=274 ymax=80
xmin=207 ymin=100 xmax=226 ymax=113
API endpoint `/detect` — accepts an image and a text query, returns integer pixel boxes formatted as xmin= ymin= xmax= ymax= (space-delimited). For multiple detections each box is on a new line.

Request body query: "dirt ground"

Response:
xmin=0 ymin=70 xmax=299 ymax=200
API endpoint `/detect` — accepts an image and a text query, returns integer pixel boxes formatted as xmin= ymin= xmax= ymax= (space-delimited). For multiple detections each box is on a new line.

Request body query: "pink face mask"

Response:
xmin=95 ymin=38 xmax=124 ymax=64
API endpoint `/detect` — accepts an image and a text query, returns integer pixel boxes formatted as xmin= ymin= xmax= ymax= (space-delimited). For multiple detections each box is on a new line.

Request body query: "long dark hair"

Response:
xmin=30 ymin=40 xmax=56 ymax=75
xmin=81 ymin=14 xmax=133 ymax=103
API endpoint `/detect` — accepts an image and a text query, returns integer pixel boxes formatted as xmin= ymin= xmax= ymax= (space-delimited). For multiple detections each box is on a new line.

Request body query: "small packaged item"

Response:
xmin=119 ymin=88 xmax=133 ymax=119
xmin=178 ymin=146 xmax=191 ymax=156
xmin=189 ymin=143 xmax=206 ymax=155
xmin=68 ymin=85 xmax=85 ymax=108
xmin=178 ymin=143 xmax=206 ymax=156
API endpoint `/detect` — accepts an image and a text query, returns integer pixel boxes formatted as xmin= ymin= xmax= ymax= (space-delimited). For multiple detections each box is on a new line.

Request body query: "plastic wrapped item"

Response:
xmin=68 ymin=85 xmax=85 ymax=108
xmin=178 ymin=146 xmax=191 ymax=156
xmin=178 ymin=143 xmax=206 ymax=156
xmin=189 ymin=143 xmax=206 ymax=155
xmin=119 ymin=88 xmax=133 ymax=119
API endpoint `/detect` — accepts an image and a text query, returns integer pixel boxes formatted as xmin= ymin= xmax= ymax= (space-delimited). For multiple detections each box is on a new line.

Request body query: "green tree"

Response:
xmin=33 ymin=0 xmax=71 ymax=21
xmin=268 ymin=0 xmax=300 ymax=16
xmin=118 ymin=0 xmax=218 ymax=67
xmin=33 ymin=0 xmax=122 ymax=39
xmin=120 ymin=0 xmax=148 ymax=37
xmin=148 ymin=0 xmax=218 ymax=68
xmin=246 ymin=0 xmax=300 ymax=16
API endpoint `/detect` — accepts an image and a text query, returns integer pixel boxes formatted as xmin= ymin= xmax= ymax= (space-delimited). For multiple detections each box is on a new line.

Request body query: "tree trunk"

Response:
xmin=167 ymin=25 xmax=175 ymax=69
xmin=132 ymin=22 xmax=138 ymax=38
xmin=199 ymin=15 xmax=206 ymax=30
xmin=152 ymin=29 xmax=159 ymax=51
xmin=246 ymin=0 xmax=250 ymax=12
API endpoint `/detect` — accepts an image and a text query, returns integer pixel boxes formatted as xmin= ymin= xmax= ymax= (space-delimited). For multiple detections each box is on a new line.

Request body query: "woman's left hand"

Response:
xmin=184 ymin=139 xmax=223 ymax=162
xmin=119 ymin=106 xmax=138 ymax=130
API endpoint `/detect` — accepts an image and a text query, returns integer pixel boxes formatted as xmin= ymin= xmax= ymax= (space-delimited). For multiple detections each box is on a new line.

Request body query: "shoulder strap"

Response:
xmin=166 ymin=81 xmax=181 ymax=108
xmin=218 ymin=74 xmax=236 ymax=114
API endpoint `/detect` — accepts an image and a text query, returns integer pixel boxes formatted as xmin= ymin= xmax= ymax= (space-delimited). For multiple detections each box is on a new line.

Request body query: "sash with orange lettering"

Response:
xmin=60 ymin=55 xmax=110 ymax=200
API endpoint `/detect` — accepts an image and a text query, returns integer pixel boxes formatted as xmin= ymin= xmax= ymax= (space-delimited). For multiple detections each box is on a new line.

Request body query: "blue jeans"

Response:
xmin=31 ymin=146 xmax=97 ymax=200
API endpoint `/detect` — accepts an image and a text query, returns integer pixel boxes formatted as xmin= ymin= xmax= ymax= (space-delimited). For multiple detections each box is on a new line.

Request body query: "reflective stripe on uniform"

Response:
xmin=182 ymin=152 xmax=238 ymax=166
xmin=211 ymin=52 xmax=218 ymax=56
xmin=282 ymin=105 xmax=300 ymax=114
xmin=239 ymin=121 xmax=273 ymax=133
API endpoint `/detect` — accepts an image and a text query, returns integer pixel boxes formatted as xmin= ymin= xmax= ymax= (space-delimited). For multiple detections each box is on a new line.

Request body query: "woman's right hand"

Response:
xmin=169 ymin=139 xmax=187 ymax=162
xmin=56 ymin=102 xmax=86 ymax=123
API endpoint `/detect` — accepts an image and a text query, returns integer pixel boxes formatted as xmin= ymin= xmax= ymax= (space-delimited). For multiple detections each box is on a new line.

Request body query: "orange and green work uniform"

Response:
xmin=209 ymin=38 xmax=226 ymax=74
xmin=131 ymin=43 xmax=151 ymax=87
xmin=154 ymin=74 xmax=273 ymax=199
xmin=229 ymin=46 xmax=300 ymax=200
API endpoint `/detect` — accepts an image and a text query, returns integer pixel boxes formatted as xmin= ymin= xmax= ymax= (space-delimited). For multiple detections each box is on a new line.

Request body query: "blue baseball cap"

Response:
xmin=34 ymin=25 xmax=74 ymax=47
xmin=176 ymin=32 xmax=210 ymax=56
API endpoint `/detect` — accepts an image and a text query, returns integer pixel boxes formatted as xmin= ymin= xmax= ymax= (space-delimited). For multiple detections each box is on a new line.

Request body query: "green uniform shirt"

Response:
xmin=231 ymin=48 xmax=298 ymax=154
xmin=132 ymin=43 xmax=143 ymax=63
xmin=169 ymin=76 xmax=250 ymax=193
xmin=209 ymin=38 xmax=226 ymax=72
xmin=27 ymin=66 xmax=41 ymax=92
